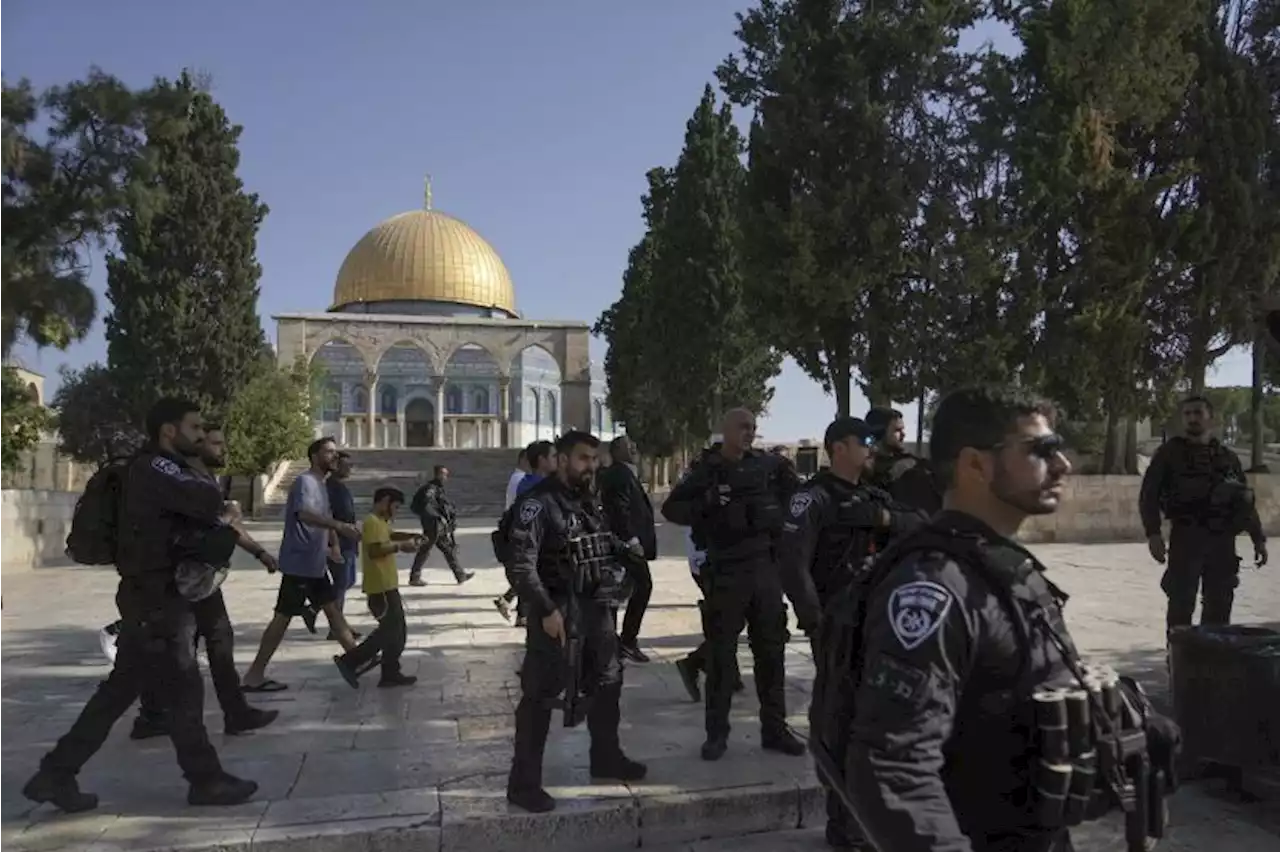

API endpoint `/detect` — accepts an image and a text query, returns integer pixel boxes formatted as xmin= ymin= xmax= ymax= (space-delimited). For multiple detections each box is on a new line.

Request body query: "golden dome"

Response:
xmin=331 ymin=208 xmax=516 ymax=315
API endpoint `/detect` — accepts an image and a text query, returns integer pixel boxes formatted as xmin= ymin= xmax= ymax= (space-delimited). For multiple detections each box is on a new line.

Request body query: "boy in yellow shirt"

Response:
xmin=334 ymin=487 xmax=421 ymax=688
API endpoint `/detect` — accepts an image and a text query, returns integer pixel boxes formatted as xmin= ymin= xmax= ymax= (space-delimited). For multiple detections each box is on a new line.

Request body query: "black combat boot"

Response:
xmin=129 ymin=714 xmax=168 ymax=740
xmin=22 ymin=770 xmax=98 ymax=813
xmin=225 ymin=707 xmax=279 ymax=736
xmin=700 ymin=735 xmax=729 ymax=761
xmin=762 ymin=727 xmax=806 ymax=756
xmin=590 ymin=753 xmax=647 ymax=782
xmin=187 ymin=772 xmax=258 ymax=806
xmin=506 ymin=785 xmax=556 ymax=813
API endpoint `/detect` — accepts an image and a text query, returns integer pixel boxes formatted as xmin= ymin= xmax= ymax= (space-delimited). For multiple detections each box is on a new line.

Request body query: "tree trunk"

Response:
xmin=1250 ymin=333 xmax=1268 ymax=472
xmin=243 ymin=475 xmax=256 ymax=515
xmin=832 ymin=350 xmax=852 ymax=417
xmin=1125 ymin=416 xmax=1138 ymax=474
xmin=916 ymin=391 xmax=926 ymax=454
xmin=1102 ymin=409 xmax=1128 ymax=474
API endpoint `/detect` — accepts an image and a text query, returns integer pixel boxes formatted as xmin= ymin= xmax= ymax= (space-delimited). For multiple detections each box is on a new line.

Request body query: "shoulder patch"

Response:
xmin=518 ymin=499 xmax=542 ymax=526
xmin=887 ymin=580 xmax=954 ymax=651
xmin=151 ymin=456 xmax=181 ymax=477
xmin=789 ymin=492 xmax=813 ymax=518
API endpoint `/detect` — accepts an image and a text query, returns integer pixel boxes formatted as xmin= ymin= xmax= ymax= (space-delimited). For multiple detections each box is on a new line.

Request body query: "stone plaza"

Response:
xmin=2 ymin=523 xmax=1278 ymax=852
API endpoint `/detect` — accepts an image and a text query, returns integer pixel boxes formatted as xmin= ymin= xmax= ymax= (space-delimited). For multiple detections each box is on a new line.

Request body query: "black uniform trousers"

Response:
xmin=342 ymin=590 xmax=407 ymax=679
xmin=1162 ymin=522 xmax=1241 ymax=630
xmin=509 ymin=593 xmax=624 ymax=792
xmin=409 ymin=519 xmax=466 ymax=582
xmin=619 ymin=558 xmax=652 ymax=645
xmin=703 ymin=554 xmax=787 ymax=740
xmin=137 ymin=589 xmax=249 ymax=724
xmin=42 ymin=578 xmax=222 ymax=782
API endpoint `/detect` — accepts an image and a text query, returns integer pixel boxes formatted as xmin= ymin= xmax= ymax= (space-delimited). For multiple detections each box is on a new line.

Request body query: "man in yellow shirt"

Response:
xmin=334 ymin=488 xmax=421 ymax=688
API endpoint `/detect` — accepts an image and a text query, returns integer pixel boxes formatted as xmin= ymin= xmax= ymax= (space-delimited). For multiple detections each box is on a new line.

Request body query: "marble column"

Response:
xmin=365 ymin=373 xmax=379 ymax=449
xmin=498 ymin=377 xmax=511 ymax=448
xmin=434 ymin=382 xmax=446 ymax=448
xmin=398 ymin=401 xmax=407 ymax=448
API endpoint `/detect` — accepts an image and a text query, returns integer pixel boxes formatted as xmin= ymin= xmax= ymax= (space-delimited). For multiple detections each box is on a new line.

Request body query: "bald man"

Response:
xmin=661 ymin=408 xmax=805 ymax=761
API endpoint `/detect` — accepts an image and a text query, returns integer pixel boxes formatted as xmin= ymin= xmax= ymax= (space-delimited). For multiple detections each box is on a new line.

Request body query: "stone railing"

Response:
xmin=649 ymin=474 xmax=1279 ymax=544
xmin=1 ymin=489 xmax=79 ymax=573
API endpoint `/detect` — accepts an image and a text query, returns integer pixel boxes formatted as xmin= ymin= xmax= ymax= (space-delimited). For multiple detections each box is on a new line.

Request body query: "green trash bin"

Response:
xmin=1168 ymin=625 xmax=1280 ymax=771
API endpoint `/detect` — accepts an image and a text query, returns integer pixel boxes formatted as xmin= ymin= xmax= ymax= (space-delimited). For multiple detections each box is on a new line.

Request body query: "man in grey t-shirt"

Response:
xmin=241 ymin=437 xmax=364 ymax=692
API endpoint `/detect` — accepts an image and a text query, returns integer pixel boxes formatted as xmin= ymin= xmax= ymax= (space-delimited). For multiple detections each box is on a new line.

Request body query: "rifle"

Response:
xmin=558 ymin=562 xmax=591 ymax=728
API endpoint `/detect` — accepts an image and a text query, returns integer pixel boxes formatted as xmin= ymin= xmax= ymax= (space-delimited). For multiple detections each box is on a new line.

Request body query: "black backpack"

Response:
xmin=808 ymin=523 xmax=1032 ymax=795
xmin=65 ymin=456 xmax=134 ymax=566
xmin=410 ymin=485 xmax=428 ymax=518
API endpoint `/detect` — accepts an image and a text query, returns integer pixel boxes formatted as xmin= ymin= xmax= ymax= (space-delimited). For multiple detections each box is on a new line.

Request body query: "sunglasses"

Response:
xmin=991 ymin=433 xmax=1066 ymax=460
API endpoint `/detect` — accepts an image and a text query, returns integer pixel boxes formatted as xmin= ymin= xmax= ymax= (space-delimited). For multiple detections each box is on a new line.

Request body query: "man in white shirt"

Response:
xmin=505 ymin=448 xmax=530 ymax=510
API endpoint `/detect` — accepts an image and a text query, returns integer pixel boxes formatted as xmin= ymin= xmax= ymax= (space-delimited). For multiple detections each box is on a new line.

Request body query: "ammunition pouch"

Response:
xmin=1031 ymin=623 xmax=1179 ymax=849
xmin=567 ymin=531 xmax=625 ymax=601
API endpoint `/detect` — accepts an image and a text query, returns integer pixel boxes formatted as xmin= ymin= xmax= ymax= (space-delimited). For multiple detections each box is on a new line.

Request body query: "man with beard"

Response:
xmin=408 ymin=465 xmax=474 ymax=587
xmin=1140 ymin=395 xmax=1267 ymax=634
xmin=597 ymin=436 xmax=657 ymax=663
xmin=128 ymin=426 xmax=279 ymax=740
xmin=865 ymin=407 xmax=943 ymax=516
xmin=23 ymin=398 xmax=257 ymax=812
xmin=779 ymin=416 xmax=925 ymax=850
xmin=241 ymin=437 xmax=362 ymax=693
xmin=503 ymin=430 xmax=646 ymax=813
xmin=662 ymin=408 xmax=805 ymax=762
xmin=841 ymin=385 xmax=1179 ymax=852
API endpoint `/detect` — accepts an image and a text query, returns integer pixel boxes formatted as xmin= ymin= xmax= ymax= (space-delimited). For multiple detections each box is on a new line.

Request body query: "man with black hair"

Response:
xmin=1140 ymin=395 xmax=1266 ymax=633
xmin=24 ymin=398 xmax=257 ymax=813
xmin=335 ymin=487 xmax=422 ymax=688
xmin=129 ymin=425 xmax=279 ymax=741
xmin=662 ymin=408 xmax=805 ymax=762
xmin=326 ymin=451 xmax=360 ymax=624
xmin=408 ymin=464 xmax=473 ymax=587
xmin=841 ymin=385 xmax=1178 ymax=852
xmin=241 ymin=436 xmax=362 ymax=693
xmin=598 ymin=435 xmax=657 ymax=663
xmin=865 ymin=407 xmax=943 ymax=516
xmin=779 ymin=416 xmax=926 ymax=849
xmin=503 ymin=429 xmax=646 ymax=813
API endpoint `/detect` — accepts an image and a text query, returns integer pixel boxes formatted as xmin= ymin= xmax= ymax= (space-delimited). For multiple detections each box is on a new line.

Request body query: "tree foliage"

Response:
xmin=51 ymin=363 xmax=141 ymax=465
xmin=1 ymin=70 xmax=184 ymax=356
xmin=1 ymin=366 xmax=55 ymax=471
xmin=105 ymin=70 xmax=269 ymax=423
xmin=224 ymin=358 xmax=316 ymax=478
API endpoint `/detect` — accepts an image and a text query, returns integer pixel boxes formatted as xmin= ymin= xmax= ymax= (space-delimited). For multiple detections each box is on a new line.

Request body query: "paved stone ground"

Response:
xmin=2 ymin=522 xmax=1277 ymax=851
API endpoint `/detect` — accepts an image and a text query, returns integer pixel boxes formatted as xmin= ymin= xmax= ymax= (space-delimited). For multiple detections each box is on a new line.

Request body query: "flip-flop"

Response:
xmin=241 ymin=679 xmax=288 ymax=693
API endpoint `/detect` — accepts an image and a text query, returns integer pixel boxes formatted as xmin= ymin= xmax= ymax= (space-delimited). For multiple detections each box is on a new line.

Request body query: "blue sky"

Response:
xmin=4 ymin=1 xmax=1253 ymax=441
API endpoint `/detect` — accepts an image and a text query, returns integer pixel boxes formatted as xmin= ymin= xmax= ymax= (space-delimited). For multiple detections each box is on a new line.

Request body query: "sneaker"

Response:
xmin=507 ymin=786 xmax=556 ymax=813
xmin=409 ymin=576 xmax=427 ymax=587
xmin=619 ymin=641 xmax=650 ymax=664
xmin=675 ymin=657 xmax=701 ymax=702
xmin=456 ymin=571 xmax=475 ymax=585
xmin=301 ymin=607 xmax=319 ymax=634
xmin=22 ymin=770 xmax=98 ymax=813
xmin=378 ymin=673 xmax=418 ymax=688
xmin=494 ymin=597 xmax=513 ymax=622
xmin=333 ymin=654 xmax=361 ymax=689
xmin=187 ymin=773 xmax=258 ymax=806
xmin=225 ymin=707 xmax=279 ymax=736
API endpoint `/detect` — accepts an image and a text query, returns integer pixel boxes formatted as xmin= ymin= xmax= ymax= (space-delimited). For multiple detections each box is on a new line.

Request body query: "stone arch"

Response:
xmin=441 ymin=341 xmax=502 ymax=374
xmin=544 ymin=390 xmax=558 ymax=432
xmin=307 ymin=334 xmax=375 ymax=374
xmin=512 ymin=343 xmax=562 ymax=442
xmin=404 ymin=397 xmax=435 ymax=448
xmin=374 ymin=339 xmax=439 ymax=379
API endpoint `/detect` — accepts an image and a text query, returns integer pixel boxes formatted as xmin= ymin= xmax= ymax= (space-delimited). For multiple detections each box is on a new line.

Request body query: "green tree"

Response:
xmin=51 ymin=363 xmax=141 ymax=465
xmin=2 ymin=71 xmax=183 ymax=355
xmin=721 ymin=0 xmax=977 ymax=412
xmin=1 ymin=366 xmax=55 ymax=471
xmin=646 ymin=85 xmax=779 ymax=437
xmin=224 ymin=358 xmax=315 ymax=512
xmin=104 ymin=71 xmax=269 ymax=422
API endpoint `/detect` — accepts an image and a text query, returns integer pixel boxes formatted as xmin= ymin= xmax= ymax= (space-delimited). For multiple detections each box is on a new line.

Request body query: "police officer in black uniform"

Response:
xmin=844 ymin=386 xmax=1178 ymax=852
xmin=409 ymin=465 xmax=474 ymax=586
xmin=662 ymin=407 xmax=805 ymax=761
xmin=504 ymin=430 xmax=646 ymax=814
xmin=779 ymin=416 xmax=926 ymax=849
xmin=23 ymin=398 xmax=257 ymax=813
xmin=866 ymin=406 xmax=943 ymax=515
xmin=1139 ymin=395 xmax=1266 ymax=634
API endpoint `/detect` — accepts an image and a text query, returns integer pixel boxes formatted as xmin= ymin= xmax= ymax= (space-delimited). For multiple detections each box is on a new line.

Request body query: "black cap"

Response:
xmin=823 ymin=417 xmax=875 ymax=451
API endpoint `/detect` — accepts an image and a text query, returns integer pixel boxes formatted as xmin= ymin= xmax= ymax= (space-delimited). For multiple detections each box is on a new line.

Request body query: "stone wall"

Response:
xmin=1 ymin=489 xmax=78 ymax=573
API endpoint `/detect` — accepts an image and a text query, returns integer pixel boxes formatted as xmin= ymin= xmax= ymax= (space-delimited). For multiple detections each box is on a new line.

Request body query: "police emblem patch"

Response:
xmin=518 ymin=499 xmax=542 ymax=525
xmin=887 ymin=581 xmax=954 ymax=651
xmin=789 ymin=492 xmax=813 ymax=518
xmin=151 ymin=456 xmax=181 ymax=477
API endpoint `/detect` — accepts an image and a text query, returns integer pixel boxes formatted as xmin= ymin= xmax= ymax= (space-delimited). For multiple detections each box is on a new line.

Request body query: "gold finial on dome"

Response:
xmin=423 ymin=174 xmax=432 ymax=211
